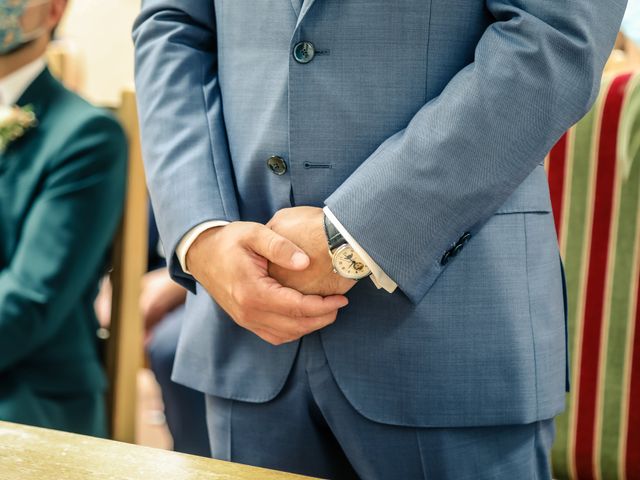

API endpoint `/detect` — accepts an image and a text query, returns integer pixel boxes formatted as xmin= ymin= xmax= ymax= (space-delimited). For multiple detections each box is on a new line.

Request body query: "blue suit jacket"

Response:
xmin=133 ymin=0 xmax=625 ymax=427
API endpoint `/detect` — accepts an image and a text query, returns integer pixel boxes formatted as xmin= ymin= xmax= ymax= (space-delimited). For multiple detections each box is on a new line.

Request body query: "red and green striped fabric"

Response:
xmin=548 ymin=70 xmax=640 ymax=480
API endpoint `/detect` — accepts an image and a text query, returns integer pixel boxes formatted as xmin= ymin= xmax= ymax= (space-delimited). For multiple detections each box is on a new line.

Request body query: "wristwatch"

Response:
xmin=323 ymin=215 xmax=371 ymax=280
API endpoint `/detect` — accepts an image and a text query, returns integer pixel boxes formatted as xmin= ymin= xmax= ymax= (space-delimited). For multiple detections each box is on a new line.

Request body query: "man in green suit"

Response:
xmin=0 ymin=0 xmax=127 ymax=437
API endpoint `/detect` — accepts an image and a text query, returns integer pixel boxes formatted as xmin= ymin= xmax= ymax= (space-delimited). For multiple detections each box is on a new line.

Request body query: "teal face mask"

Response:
xmin=0 ymin=0 xmax=49 ymax=55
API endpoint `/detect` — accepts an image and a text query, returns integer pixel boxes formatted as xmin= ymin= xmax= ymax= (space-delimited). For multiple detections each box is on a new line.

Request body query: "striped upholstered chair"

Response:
xmin=548 ymin=71 xmax=640 ymax=479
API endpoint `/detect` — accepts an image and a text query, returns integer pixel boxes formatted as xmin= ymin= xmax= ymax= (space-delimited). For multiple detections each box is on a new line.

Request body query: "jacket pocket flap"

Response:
xmin=494 ymin=164 xmax=552 ymax=214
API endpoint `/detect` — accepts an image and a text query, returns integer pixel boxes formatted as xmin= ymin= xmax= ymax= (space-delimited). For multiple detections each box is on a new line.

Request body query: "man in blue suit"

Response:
xmin=133 ymin=1 xmax=625 ymax=478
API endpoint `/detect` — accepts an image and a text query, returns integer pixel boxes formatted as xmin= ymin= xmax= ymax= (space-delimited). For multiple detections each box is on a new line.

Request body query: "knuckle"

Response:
xmin=270 ymin=210 xmax=285 ymax=223
xmin=292 ymin=298 xmax=308 ymax=318
xmin=329 ymin=276 xmax=343 ymax=293
xmin=234 ymin=313 xmax=248 ymax=327
xmin=283 ymin=335 xmax=299 ymax=344
xmin=290 ymin=305 xmax=305 ymax=318
xmin=295 ymin=297 xmax=322 ymax=317
xmin=231 ymin=287 xmax=249 ymax=307
xmin=240 ymin=312 xmax=254 ymax=326
xmin=260 ymin=334 xmax=275 ymax=345
xmin=240 ymin=223 xmax=260 ymax=245
xmin=277 ymin=207 xmax=293 ymax=218
xmin=243 ymin=294 xmax=258 ymax=309
xmin=267 ymin=235 xmax=285 ymax=258
xmin=294 ymin=324 xmax=308 ymax=338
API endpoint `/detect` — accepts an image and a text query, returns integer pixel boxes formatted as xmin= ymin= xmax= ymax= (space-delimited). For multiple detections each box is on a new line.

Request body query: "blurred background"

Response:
xmin=56 ymin=0 xmax=138 ymax=106
xmin=1 ymin=1 xmax=640 ymax=479
xmin=50 ymin=0 xmax=172 ymax=451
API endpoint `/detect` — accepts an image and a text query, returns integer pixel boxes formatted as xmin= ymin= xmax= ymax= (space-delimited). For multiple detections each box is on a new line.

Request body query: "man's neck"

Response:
xmin=0 ymin=40 xmax=48 ymax=79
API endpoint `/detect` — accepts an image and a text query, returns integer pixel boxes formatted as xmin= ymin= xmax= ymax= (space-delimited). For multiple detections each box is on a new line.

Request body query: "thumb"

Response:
xmin=249 ymin=226 xmax=310 ymax=270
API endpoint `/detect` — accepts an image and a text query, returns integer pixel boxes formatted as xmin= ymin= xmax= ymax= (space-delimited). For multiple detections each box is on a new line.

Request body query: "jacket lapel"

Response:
xmin=0 ymin=68 xmax=55 ymax=164
xmin=295 ymin=0 xmax=319 ymax=29
xmin=290 ymin=0 xmax=302 ymax=18
xmin=16 ymin=67 xmax=56 ymax=115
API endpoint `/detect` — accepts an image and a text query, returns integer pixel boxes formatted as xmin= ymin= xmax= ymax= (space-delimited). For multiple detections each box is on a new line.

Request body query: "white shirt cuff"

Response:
xmin=322 ymin=207 xmax=397 ymax=293
xmin=176 ymin=221 xmax=230 ymax=274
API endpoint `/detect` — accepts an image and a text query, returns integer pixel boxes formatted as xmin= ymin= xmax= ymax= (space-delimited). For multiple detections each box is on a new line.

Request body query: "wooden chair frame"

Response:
xmin=106 ymin=90 xmax=148 ymax=443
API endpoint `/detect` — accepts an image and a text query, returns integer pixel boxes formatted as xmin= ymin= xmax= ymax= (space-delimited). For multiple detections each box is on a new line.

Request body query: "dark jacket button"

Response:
xmin=267 ymin=156 xmax=287 ymax=175
xmin=450 ymin=243 xmax=464 ymax=258
xmin=293 ymin=41 xmax=315 ymax=64
xmin=440 ymin=250 xmax=451 ymax=266
xmin=442 ymin=233 xmax=471 ymax=266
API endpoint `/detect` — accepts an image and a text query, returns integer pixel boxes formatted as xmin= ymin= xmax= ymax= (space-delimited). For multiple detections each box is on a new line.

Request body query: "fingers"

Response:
xmin=229 ymin=263 xmax=348 ymax=346
xmin=247 ymin=311 xmax=339 ymax=345
xmin=247 ymin=226 xmax=310 ymax=271
xmin=211 ymin=221 xmax=350 ymax=346
xmin=252 ymin=327 xmax=290 ymax=346
xmin=251 ymin=277 xmax=348 ymax=317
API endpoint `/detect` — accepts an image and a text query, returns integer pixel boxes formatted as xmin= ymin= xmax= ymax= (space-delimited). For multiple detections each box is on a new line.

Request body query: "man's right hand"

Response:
xmin=186 ymin=222 xmax=349 ymax=345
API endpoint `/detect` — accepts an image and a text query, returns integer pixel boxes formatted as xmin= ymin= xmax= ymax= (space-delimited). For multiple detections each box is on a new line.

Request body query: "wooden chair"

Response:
xmin=45 ymin=40 xmax=83 ymax=93
xmin=106 ymin=90 xmax=148 ymax=443
xmin=48 ymin=43 xmax=148 ymax=442
xmin=548 ymin=70 xmax=640 ymax=479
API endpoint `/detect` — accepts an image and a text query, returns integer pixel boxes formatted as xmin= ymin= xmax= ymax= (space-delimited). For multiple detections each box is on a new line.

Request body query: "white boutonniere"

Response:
xmin=0 ymin=104 xmax=37 ymax=154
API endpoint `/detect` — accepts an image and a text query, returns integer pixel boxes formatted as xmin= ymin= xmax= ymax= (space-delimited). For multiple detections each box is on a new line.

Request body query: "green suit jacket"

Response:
xmin=0 ymin=68 xmax=126 ymax=436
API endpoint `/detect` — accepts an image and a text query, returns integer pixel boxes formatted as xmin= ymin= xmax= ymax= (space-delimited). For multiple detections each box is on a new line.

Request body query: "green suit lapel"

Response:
xmin=0 ymin=68 xmax=57 ymax=171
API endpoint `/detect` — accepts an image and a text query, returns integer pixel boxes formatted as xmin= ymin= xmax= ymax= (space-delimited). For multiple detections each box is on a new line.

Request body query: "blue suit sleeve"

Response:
xmin=133 ymin=0 xmax=239 ymax=293
xmin=325 ymin=0 xmax=626 ymax=304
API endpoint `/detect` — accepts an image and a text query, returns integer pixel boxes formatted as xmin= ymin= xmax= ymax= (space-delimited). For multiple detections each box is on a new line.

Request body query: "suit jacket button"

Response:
xmin=440 ymin=250 xmax=451 ymax=266
xmin=459 ymin=232 xmax=472 ymax=245
xmin=267 ymin=155 xmax=287 ymax=175
xmin=293 ymin=41 xmax=315 ymax=64
xmin=450 ymin=243 xmax=464 ymax=257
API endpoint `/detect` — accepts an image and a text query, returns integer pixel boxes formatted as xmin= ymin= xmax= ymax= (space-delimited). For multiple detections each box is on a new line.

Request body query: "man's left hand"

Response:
xmin=267 ymin=207 xmax=357 ymax=296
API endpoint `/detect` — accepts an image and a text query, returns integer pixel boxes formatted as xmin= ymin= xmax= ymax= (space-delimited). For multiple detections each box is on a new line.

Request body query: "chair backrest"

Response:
xmin=47 ymin=45 xmax=147 ymax=442
xmin=106 ymin=89 xmax=148 ymax=443
xmin=548 ymin=70 xmax=640 ymax=479
xmin=45 ymin=40 xmax=83 ymax=92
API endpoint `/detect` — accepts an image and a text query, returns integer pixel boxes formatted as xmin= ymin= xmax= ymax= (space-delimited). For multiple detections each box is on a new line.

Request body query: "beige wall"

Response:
xmin=57 ymin=0 xmax=140 ymax=106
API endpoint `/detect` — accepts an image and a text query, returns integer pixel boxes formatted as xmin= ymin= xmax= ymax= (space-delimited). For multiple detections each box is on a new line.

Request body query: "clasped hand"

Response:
xmin=186 ymin=207 xmax=355 ymax=345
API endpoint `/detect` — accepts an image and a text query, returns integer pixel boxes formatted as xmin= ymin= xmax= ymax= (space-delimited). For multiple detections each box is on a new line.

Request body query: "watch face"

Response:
xmin=332 ymin=244 xmax=371 ymax=280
